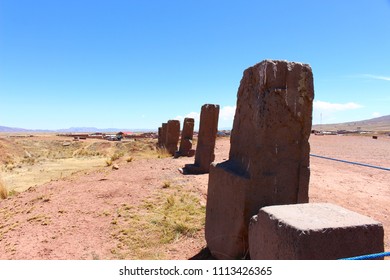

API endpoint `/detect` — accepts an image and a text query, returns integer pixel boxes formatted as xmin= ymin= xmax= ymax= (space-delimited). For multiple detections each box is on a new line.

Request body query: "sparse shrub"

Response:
xmin=162 ymin=181 xmax=171 ymax=189
xmin=157 ymin=148 xmax=171 ymax=158
xmin=0 ymin=180 xmax=8 ymax=199
xmin=21 ymin=157 xmax=36 ymax=165
xmin=8 ymin=189 xmax=17 ymax=197
xmin=4 ymin=157 xmax=14 ymax=165
xmin=126 ymin=157 xmax=133 ymax=163
xmin=6 ymin=164 xmax=15 ymax=171
xmin=111 ymin=152 xmax=124 ymax=161
xmin=106 ymin=159 xmax=113 ymax=166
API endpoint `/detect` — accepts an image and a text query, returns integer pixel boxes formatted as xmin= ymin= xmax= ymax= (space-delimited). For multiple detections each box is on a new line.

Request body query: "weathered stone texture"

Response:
xmin=157 ymin=127 xmax=163 ymax=147
xmin=205 ymin=60 xmax=314 ymax=259
xmin=161 ymin=123 xmax=167 ymax=148
xmin=165 ymin=120 xmax=180 ymax=155
xmin=178 ymin=118 xmax=195 ymax=157
xmin=249 ymin=203 xmax=384 ymax=259
xmin=184 ymin=104 xmax=219 ymax=174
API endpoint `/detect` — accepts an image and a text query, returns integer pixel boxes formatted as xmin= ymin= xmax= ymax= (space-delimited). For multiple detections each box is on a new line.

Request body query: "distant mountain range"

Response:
xmin=2 ymin=114 xmax=389 ymax=133
xmin=312 ymin=115 xmax=390 ymax=132
xmin=0 ymin=126 xmax=156 ymax=133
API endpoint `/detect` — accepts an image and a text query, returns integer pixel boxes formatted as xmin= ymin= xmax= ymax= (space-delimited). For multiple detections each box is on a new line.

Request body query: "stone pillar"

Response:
xmin=165 ymin=120 xmax=180 ymax=155
xmin=184 ymin=104 xmax=219 ymax=174
xmin=249 ymin=203 xmax=384 ymax=259
xmin=205 ymin=60 xmax=314 ymax=259
xmin=177 ymin=118 xmax=195 ymax=157
xmin=157 ymin=127 xmax=162 ymax=147
xmin=161 ymin=123 xmax=167 ymax=148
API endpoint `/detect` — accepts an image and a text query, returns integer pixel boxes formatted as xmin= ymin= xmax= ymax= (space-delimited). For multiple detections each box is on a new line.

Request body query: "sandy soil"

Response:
xmin=0 ymin=135 xmax=389 ymax=259
xmin=309 ymin=135 xmax=390 ymax=257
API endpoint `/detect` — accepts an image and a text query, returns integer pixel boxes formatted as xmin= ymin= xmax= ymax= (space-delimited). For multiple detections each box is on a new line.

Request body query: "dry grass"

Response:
xmin=0 ymin=179 xmax=8 ymax=199
xmin=126 ymin=157 xmax=133 ymax=163
xmin=156 ymin=147 xmax=172 ymax=158
xmin=162 ymin=181 xmax=171 ymax=189
xmin=110 ymin=151 xmax=124 ymax=161
xmin=111 ymin=185 xmax=205 ymax=259
xmin=0 ymin=135 xmax=161 ymax=193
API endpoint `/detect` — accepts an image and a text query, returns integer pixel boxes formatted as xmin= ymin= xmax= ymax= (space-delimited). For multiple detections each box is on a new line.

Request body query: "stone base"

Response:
xmin=166 ymin=144 xmax=177 ymax=156
xmin=174 ymin=149 xmax=196 ymax=159
xmin=249 ymin=203 xmax=384 ymax=260
xmin=205 ymin=162 xmax=251 ymax=259
xmin=187 ymin=149 xmax=195 ymax=157
xmin=183 ymin=163 xmax=209 ymax=174
xmin=178 ymin=139 xmax=192 ymax=156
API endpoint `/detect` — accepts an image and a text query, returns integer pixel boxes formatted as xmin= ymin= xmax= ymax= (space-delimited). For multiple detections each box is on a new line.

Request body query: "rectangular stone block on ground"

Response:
xmin=249 ymin=203 xmax=384 ymax=260
xmin=205 ymin=162 xmax=251 ymax=259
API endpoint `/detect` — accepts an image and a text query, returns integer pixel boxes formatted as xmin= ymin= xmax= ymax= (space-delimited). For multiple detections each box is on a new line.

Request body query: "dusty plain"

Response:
xmin=0 ymin=133 xmax=389 ymax=259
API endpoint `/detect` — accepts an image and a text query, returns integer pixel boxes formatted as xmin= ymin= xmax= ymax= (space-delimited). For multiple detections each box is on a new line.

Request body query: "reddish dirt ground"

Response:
xmin=0 ymin=135 xmax=389 ymax=259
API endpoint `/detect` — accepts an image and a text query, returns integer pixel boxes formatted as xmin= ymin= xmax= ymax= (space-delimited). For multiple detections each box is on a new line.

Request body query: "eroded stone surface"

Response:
xmin=205 ymin=60 xmax=314 ymax=259
xmin=178 ymin=118 xmax=195 ymax=157
xmin=249 ymin=203 xmax=384 ymax=259
xmin=184 ymin=104 xmax=219 ymax=174
xmin=161 ymin=123 xmax=167 ymax=148
xmin=165 ymin=120 xmax=180 ymax=155
xmin=157 ymin=127 xmax=163 ymax=147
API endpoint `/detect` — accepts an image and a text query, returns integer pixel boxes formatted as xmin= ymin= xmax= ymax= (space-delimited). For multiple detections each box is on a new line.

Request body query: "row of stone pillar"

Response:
xmin=156 ymin=59 xmax=384 ymax=260
xmin=157 ymin=118 xmax=196 ymax=157
xmin=157 ymin=120 xmax=181 ymax=155
xmin=157 ymin=104 xmax=220 ymax=175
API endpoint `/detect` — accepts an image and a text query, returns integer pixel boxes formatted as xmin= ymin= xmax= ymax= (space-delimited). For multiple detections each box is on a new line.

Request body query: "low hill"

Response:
xmin=0 ymin=125 xmax=31 ymax=133
xmin=312 ymin=115 xmax=390 ymax=132
xmin=0 ymin=126 xmax=155 ymax=133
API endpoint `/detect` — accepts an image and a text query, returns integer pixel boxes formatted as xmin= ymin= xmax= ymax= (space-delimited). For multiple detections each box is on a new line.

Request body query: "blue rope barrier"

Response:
xmin=341 ymin=252 xmax=390 ymax=260
xmin=310 ymin=154 xmax=390 ymax=172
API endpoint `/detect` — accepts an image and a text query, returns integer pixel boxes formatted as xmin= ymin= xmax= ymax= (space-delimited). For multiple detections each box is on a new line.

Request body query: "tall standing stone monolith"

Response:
xmin=184 ymin=104 xmax=219 ymax=174
xmin=157 ymin=127 xmax=163 ymax=147
xmin=205 ymin=60 xmax=314 ymax=259
xmin=165 ymin=120 xmax=180 ymax=155
xmin=176 ymin=118 xmax=195 ymax=157
xmin=161 ymin=123 xmax=167 ymax=148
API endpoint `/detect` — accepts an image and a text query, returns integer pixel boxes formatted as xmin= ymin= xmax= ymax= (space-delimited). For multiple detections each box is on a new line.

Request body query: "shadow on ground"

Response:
xmin=189 ymin=247 xmax=216 ymax=260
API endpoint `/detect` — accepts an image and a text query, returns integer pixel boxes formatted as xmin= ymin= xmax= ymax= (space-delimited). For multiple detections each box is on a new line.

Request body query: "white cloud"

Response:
xmin=362 ymin=74 xmax=390 ymax=82
xmin=313 ymin=101 xmax=363 ymax=111
xmin=175 ymin=112 xmax=200 ymax=124
xmin=175 ymin=106 xmax=236 ymax=130
xmin=312 ymin=100 xmax=364 ymax=125
xmin=372 ymin=112 xmax=381 ymax=118
xmin=185 ymin=111 xmax=201 ymax=120
xmin=219 ymin=106 xmax=236 ymax=121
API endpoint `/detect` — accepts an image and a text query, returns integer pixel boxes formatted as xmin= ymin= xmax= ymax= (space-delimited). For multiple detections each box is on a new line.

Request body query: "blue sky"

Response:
xmin=1 ymin=0 xmax=389 ymax=130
